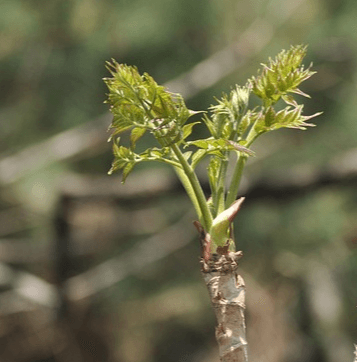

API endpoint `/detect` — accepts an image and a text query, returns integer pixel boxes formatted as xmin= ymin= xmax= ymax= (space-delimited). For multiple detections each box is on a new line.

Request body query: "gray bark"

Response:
xmin=201 ymin=253 xmax=248 ymax=362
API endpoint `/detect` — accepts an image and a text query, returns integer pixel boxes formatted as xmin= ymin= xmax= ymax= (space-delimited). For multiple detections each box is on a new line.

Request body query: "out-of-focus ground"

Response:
xmin=1 ymin=1 xmax=357 ymax=361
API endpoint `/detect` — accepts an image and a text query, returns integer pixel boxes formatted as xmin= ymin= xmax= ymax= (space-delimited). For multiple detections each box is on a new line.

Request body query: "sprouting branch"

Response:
xmin=104 ymin=45 xmax=321 ymax=362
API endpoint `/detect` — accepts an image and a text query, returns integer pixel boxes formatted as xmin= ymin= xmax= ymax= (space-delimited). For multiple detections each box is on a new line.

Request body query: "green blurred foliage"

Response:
xmin=1 ymin=0 xmax=357 ymax=361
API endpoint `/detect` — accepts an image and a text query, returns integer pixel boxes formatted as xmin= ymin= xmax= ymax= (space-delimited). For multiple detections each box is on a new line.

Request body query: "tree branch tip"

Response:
xmin=225 ymin=197 xmax=246 ymax=224
xmin=235 ymin=196 xmax=245 ymax=205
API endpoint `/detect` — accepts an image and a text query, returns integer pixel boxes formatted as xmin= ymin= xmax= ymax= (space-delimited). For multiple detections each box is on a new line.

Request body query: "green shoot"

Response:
xmin=104 ymin=45 xmax=321 ymax=252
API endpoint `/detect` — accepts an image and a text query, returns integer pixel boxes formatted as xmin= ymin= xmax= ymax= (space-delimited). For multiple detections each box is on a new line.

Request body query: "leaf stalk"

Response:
xmin=170 ymin=143 xmax=213 ymax=231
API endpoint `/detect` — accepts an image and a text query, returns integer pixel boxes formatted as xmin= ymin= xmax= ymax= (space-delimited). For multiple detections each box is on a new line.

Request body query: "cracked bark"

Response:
xmin=201 ymin=252 xmax=248 ymax=362
xmin=194 ymin=198 xmax=248 ymax=361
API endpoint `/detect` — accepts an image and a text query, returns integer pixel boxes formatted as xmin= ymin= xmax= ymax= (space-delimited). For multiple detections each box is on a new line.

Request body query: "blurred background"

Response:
xmin=1 ymin=0 xmax=357 ymax=361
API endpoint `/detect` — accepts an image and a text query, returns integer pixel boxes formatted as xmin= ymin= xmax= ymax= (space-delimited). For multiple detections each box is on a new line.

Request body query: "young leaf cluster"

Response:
xmin=247 ymin=45 xmax=322 ymax=142
xmin=104 ymin=61 xmax=197 ymax=179
xmin=104 ymin=45 xmax=321 ymax=250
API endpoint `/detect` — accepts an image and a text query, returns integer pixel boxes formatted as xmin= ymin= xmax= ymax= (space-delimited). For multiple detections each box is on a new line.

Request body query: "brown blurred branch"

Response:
xmin=0 ymin=262 xmax=58 ymax=314
xmin=0 ymin=210 xmax=196 ymax=313
xmin=65 ymin=211 xmax=196 ymax=301
xmin=0 ymin=114 xmax=111 ymax=184
xmin=242 ymin=146 xmax=357 ymax=200
xmin=0 ymin=239 xmax=50 ymax=263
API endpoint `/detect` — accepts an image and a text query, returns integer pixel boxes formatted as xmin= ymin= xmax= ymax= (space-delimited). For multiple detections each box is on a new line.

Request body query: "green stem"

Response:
xmin=171 ymin=143 xmax=213 ymax=231
xmin=129 ymin=85 xmax=213 ymax=229
xmin=173 ymin=166 xmax=203 ymax=221
xmin=225 ymin=123 xmax=262 ymax=208
xmin=225 ymin=154 xmax=247 ymax=208
xmin=245 ymin=129 xmax=261 ymax=148
xmin=212 ymin=155 xmax=228 ymax=217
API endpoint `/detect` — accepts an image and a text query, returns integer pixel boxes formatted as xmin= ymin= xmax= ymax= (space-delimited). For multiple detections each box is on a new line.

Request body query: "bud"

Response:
xmin=209 ymin=198 xmax=245 ymax=249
